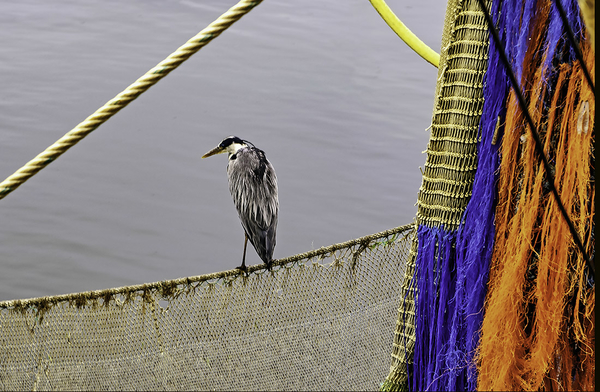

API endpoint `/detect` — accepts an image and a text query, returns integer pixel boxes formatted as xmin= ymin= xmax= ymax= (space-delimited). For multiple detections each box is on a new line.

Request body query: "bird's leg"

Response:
xmin=237 ymin=233 xmax=249 ymax=273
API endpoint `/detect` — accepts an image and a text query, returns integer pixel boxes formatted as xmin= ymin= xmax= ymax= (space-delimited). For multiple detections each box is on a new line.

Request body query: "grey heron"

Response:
xmin=202 ymin=136 xmax=278 ymax=271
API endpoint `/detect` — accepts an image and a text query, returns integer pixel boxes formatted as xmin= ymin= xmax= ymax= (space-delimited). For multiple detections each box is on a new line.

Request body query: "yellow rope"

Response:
xmin=578 ymin=0 xmax=594 ymax=48
xmin=368 ymin=0 xmax=440 ymax=68
xmin=0 ymin=0 xmax=262 ymax=200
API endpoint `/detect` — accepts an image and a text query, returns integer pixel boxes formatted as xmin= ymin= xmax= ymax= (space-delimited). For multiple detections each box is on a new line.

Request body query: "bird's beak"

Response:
xmin=202 ymin=146 xmax=226 ymax=159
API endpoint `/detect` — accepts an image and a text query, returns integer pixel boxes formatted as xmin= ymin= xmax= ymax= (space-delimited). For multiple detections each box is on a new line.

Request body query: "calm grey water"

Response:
xmin=0 ymin=0 xmax=445 ymax=301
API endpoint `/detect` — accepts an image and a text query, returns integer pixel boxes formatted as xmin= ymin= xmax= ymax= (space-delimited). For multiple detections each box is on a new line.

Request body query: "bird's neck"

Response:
xmin=227 ymin=143 xmax=247 ymax=157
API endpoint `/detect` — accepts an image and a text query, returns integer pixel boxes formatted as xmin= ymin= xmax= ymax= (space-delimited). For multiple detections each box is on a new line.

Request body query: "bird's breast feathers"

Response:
xmin=227 ymin=147 xmax=278 ymax=229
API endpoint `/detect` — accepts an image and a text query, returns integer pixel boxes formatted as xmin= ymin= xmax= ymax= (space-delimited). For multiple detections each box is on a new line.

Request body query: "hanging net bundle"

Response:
xmin=383 ymin=0 xmax=594 ymax=391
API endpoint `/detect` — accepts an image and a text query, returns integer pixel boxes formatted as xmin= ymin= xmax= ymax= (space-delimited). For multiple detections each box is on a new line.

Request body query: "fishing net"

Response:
xmin=0 ymin=224 xmax=414 ymax=391
xmin=382 ymin=0 xmax=490 ymax=390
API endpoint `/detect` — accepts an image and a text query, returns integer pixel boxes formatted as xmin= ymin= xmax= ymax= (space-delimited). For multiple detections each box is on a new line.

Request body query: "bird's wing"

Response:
xmin=228 ymin=148 xmax=278 ymax=263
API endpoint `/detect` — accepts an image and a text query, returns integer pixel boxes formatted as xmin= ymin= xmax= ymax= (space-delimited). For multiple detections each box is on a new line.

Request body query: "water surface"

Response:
xmin=0 ymin=0 xmax=445 ymax=301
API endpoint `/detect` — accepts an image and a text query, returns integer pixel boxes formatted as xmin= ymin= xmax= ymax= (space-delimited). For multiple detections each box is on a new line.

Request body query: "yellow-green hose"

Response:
xmin=369 ymin=0 xmax=440 ymax=68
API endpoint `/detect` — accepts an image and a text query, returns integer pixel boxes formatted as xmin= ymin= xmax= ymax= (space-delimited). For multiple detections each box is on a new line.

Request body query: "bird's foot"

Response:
xmin=236 ymin=264 xmax=249 ymax=277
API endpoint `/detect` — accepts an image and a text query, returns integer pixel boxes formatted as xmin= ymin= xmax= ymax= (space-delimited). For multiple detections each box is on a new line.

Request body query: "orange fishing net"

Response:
xmin=477 ymin=27 xmax=595 ymax=391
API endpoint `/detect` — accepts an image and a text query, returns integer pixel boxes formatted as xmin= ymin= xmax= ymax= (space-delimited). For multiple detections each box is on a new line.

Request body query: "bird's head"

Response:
xmin=202 ymin=136 xmax=251 ymax=158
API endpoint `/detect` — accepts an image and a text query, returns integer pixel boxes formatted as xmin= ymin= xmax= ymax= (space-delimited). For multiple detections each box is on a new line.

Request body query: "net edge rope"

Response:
xmin=0 ymin=223 xmax=415 ymax=312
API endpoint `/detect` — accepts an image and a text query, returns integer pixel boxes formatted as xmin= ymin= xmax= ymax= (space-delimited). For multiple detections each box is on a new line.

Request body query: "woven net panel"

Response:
xmin=417 ymin=0 xmax=489 ymax=230
xmin=0 ymin=225 xmax=414 ymax=391
xmin=382 ymin=0 xmax=489 ymax=390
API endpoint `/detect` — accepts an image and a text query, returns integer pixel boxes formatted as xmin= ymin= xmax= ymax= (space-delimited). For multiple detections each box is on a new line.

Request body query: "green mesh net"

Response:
xmin=1 ymin=224 xmax=414 ymax=391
